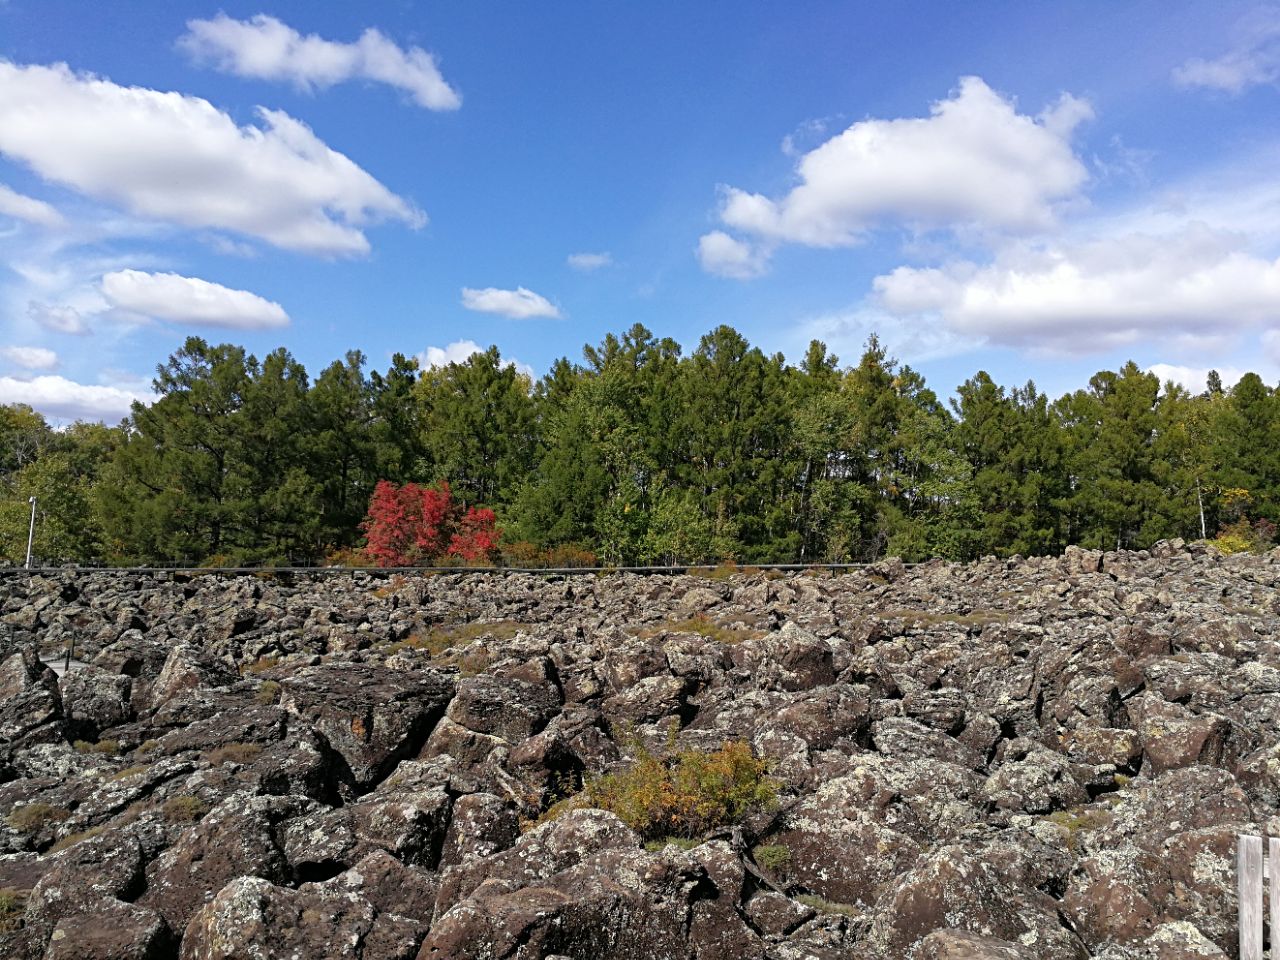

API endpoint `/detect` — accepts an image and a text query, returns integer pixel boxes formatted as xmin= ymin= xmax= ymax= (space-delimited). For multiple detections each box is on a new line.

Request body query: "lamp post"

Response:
xmin=24 ymin=496 xmax=36 ymax=570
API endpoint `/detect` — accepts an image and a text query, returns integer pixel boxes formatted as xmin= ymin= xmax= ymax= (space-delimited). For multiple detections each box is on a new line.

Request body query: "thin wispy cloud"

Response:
xmin=567 ymin=252 xmax=612 ymax=272
xmin=0 ymin=183 xmax=63 ymax=227
xmin=180 ymin=14 xmax=461 ymax=110
xmin=1174 ymin=9 xmax=1280 ymax=94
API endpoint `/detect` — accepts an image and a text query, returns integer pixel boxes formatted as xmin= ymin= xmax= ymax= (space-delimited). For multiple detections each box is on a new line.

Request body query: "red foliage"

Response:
xmin=361 ymin=480 xmax=501 ymax=566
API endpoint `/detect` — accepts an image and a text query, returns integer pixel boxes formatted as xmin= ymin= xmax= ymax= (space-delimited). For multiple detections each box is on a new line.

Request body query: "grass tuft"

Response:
xmin=73 ymin=739 xmax=121 ymax=755
xmin=539 ymin=740 xmax=778 ymax=841
xmin=204 ymin=743 xmax=263 ymax=767
xmin=6 ymin=803 xmax=70 ymax=833
xmin=0 ymin=888 xmax=25 ymax=932
xmin=162 ymin=795 xmax=209 ymax=823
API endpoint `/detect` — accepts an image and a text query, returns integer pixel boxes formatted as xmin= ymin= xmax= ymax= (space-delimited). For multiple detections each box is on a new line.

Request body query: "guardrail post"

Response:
xmin=1239 ymin=833 xmax=1264 ymax=960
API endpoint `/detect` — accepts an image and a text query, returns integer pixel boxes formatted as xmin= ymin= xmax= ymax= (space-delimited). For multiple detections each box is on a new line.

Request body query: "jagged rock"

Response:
xmin=3 ymin=550 xmax=1279 ymax=958
xmin=43 ymin=898 xmax=172 ymax=960
xmin=149 ymin=645 xmax=237 ymax=708
xmin=277 ymin=663 xmax=454 ymax=793
xmin=180 ymin=875 xmax=414 ymax=960
xmin=0 ymin=649 xmax=63 ymax=754
xmin=141 ymin=792 xmax=315 ymax=932
xmin=871 ymin=843 xmax=1087 ymax=959
xmin=910 ymin=929 xmax=1039 ymax=959
xmin=58 ymin=666 xmax=132 ymax=740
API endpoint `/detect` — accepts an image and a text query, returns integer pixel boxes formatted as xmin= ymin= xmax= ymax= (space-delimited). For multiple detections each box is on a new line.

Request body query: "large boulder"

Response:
xmin=278 ymin=663 xmax=454 ymax=793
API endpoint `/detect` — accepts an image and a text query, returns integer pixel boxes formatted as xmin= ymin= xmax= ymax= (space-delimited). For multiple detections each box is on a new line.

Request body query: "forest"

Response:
xmin=1 ymin=323 xmax=1275 ymax=567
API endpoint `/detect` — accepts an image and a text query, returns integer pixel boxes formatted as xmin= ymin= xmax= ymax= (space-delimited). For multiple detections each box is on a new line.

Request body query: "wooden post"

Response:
xmin=1271 ymin=837 xmax=1279 ymax=958
xmin=1240 ymin=834 xmax=1263 ymax=960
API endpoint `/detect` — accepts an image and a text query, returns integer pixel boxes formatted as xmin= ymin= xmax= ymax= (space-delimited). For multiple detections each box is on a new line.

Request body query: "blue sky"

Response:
xmin=1 ymin=1 xmax=1278 ymax=421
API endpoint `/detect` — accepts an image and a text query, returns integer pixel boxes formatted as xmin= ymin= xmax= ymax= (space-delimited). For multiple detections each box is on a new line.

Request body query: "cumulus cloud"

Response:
xmin=0 ymin=183 xmax=62 ymax=227
xmin=0 ymin=61 xmax=423 ymax=256
xmin=703 ymin=76 xmax=1091 ymax=277
xmin=1174 ymin=11 xmax=1280 ymax=94
xmin=0 ymin=374 xmax=148 ymax=422
xmin=460 ymin=286 xmax=561 ymax=319
xmin=872 ymin=223 xmax=1280 ymax=354
xmin=27 ymin=300 xmax=89 ymax=335
xmin=696 ymin=230 xmax=771 ymax=279
xmin=567 ymin=251 xmax=612 ymax=272
xmin=179 ymin=14 xmax=460 ymax=110
xmin=415 ymin=339 xmax=535 ymax=379
xmin=1147 ymin=363 xmax=1246 ymax=393
xmin=0 ymin=346 xmax=57 ymax=370
xmin=100 ymin=270 xmax=290 ymax=329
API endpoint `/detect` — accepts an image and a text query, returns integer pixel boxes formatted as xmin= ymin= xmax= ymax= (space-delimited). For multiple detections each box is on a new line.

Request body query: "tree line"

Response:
xmin=2 ymin=324 xmax=1276 ymax=566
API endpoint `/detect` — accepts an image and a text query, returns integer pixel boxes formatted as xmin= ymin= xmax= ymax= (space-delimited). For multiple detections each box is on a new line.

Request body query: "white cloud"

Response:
xmin=415 ymin=339 xmax=535 ymax=379
xmin=873 ymin=223 xmax=1280 ymax=354
xmin=0 ymin=61 xmax=423 ymax=256
xmin=100 ymin=270 xmax=290 ymax=329
xmin=27 ymin=300 xmax=89 ymax=335
xmin=460 ymin=286 xmax=561 ymax=319
xmin=0 ymin=346 xmax=57 ymax=370
xmin=1173 ymin=11 xmax=1280 ymax=94
xmin=0 ymin=374 xmax=148 ymax=422
xmin=179 ymin=14 xmax=460 ymax=111
xmin=696 ymin=230 xmax=771 ymax=279
xmin=710 ymin=76 xmax=1091 ymax=262
xmin=567 ymin=251 xmax=612 ymax=272
xmin=1263 ymin=330 xmax=1280 ymax=366
xmin=0 ymin=183 xmax=62 ymax=227
xmin=1148 ymin=363 xmax=1246 ymax=393
xmin=798 ymin=305 xmax=980 ymax=365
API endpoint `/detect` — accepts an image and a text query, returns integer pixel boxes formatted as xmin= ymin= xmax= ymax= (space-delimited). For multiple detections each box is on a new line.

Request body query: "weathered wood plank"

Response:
xmin=1270 ymin=837 xmax=1279 ymax=956
xmin=1240 ymin=834 xmax=1263 ymax=960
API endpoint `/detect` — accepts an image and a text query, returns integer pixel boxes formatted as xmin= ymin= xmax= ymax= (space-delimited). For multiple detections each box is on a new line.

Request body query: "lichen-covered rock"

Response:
xmin=141 ymin=792 xmax=315 ymax=931
xmin=58 ymin=665 xmax=132 ymax=740
xmin=180 ymin=875 xmax=401 ymax=960
xmin=278 ymin=663 xmax=454 ymax=793
xmin=43 ymin=897 xmax=172 ymax=960
xmin=0 ymin=649 xmax=63 ymax=755
xmin=2 ymin=548 xmax=1278 ymax=958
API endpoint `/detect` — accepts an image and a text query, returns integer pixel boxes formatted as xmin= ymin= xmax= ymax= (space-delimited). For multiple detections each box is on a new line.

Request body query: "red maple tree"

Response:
xmin=361 ymin=480 xmax=501 ymax=566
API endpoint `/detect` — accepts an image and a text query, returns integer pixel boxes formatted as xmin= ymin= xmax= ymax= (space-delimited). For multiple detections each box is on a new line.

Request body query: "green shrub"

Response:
xmin=255 ymin=680 xmax=281 ymax=705
xmin=752 ymin=843 xmax=792 ymax=871
xmin=545 ymin=740 xmax=778 ymax=841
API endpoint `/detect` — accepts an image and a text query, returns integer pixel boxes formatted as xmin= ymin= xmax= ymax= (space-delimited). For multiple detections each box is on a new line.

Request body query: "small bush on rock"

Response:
xmin=753 ymin=843 xmax=792 ymax=871
xmin=255 ymin=680 xmax=281 ymax=704
xmin=73 ymin=738 xmax=120 ymax=754
xmin=162 ymin=795 xmax=210 ymax=823
xmin=545 ymin=740 xmax=778 ymax=840
xmin=6 ymin=803 xmax=70 ymax=833
xmin=204 ymin=743 xmax=263 ymax=766
xmin=0 ymin=888 xmax=25 ymax=932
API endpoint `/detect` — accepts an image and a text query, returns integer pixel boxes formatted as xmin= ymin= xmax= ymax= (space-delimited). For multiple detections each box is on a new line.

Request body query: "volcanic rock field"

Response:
xmin=1 ymin=542 xmax=1278 ymax=959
